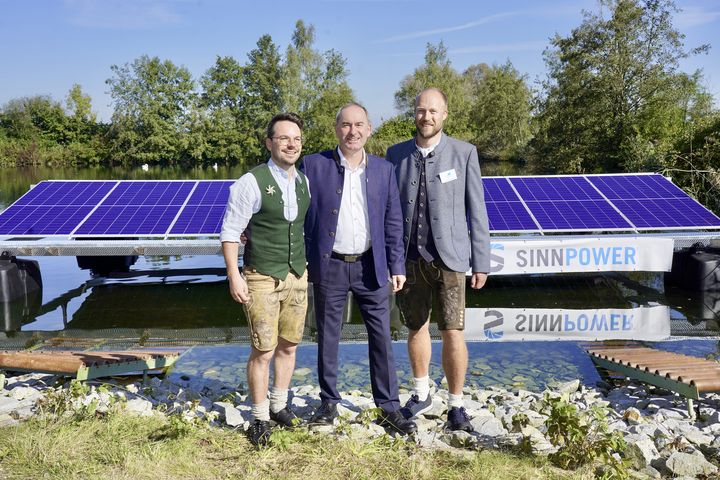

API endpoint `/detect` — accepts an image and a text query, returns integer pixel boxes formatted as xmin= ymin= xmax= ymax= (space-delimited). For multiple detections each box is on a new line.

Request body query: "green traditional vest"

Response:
xmin=243 ymin=163 xmax=310 ymax=279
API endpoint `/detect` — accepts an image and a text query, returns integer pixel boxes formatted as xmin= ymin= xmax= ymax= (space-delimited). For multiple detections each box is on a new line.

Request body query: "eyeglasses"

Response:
xmin=271 ymin=136 xmax=303 ymax=145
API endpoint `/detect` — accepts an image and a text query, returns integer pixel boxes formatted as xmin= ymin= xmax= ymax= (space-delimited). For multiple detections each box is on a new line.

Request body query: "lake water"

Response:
xmin=1 ymin=164 xmax=718 ymax=393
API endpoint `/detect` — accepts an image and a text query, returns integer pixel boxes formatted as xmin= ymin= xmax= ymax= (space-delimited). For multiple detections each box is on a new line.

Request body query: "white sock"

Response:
xmin=413 ymin=376 xmax=430 ymax=401
xmin=269 ymin=387 xmax=288 ymax=414
xmin=448 ymin=393 xmax=464 ymax=409
xmin=251 ymin=399 xmax=270 ymax=421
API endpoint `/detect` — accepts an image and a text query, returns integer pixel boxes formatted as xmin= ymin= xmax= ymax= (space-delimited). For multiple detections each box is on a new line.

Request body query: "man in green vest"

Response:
xmin=220 ymin=112 xmax=310 ymax=447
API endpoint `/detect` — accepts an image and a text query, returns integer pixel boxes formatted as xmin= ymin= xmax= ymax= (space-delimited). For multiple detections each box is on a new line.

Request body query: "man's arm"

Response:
xmin=222 ymin=241 xmax=249 ymax=303
xmin=219 ymin=175 xmax=259 ymax=303
xmin=465 ymin=146 xmax=490 ymax=289
xmin=385 ymin=163 xmax=406 ymax=292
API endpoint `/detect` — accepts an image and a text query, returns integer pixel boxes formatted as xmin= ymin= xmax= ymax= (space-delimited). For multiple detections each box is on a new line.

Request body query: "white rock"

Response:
xmin=440 ymin=431 xmax=478 ymax=449
xmin=8 ymin=386 xmax=41 ymax=401
xmin=657 ymin=408 xmax=688 ymax=420
xmin=124 ymin=398 xmax=153 ymax=416
xmin=623 ymin=407 xmax=643 ymax=425
xmin=472 ymin=416 xmax=506 ymax=437
xmin=624 ymin=437 xmax=659 ymax=469
xmin=0 ymin=413 xmax=19 ymax=427
xmin=665 ymin=451 xmax=718 ymax=477
xmin=682 ymin=430 xmax=713 ymax=446
xmin=0 ymin=396 xmax=21 ymax=415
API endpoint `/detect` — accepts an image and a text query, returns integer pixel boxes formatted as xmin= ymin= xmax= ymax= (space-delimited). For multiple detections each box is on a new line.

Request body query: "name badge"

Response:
xmin=439 ymin=169 xmax=457 ymax=183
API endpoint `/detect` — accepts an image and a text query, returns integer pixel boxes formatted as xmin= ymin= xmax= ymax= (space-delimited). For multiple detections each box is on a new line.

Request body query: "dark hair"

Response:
xmin=266 ymin=112 xmax=304 ymax=138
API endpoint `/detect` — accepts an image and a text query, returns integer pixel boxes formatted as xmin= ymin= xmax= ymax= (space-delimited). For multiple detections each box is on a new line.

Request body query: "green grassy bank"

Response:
xmin=0 ymin=412 xmax=590 ymax=480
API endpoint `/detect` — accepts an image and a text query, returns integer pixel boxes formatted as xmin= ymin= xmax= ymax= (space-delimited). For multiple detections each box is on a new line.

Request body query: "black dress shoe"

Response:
xmin=270 ymin=406 xmax=302 ymax=428
xmin=310 ymin=402 xmax=338 ymax=425
xmin=378 ymin=409 xmax=418 ymax=435
xmin=249 ymin=419 xmax=271 ymax=447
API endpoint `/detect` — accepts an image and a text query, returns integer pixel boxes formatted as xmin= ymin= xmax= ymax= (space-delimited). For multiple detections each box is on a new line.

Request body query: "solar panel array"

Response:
xmin=0 ymin=180 xmax=234 ymax=237
xmin=0 ymin=174 xmax=719 ymax=237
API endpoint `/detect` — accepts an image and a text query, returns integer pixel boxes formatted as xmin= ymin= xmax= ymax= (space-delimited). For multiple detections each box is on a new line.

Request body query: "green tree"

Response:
xmin=532 ymin=0 xmax=711 ymax=174
xmin=0 ymin=96 xmax=72 ymax=165
xmin=471 ymin=61 xmax=533 ymax=160
xmin=394 ymin=42 xmax=474 ymax=140
xmin=279 ymin=20 xmax=353 ymax=154
xmin=366 ymin=115 xmax=415 ymax=157
xmin=199 ymin=55 xmax=246 ymax=163
xmin=241 ymin=34 xmax=283 ymax=162
xmin=106 ymin=55 xmax=197 ymax=164
xmin=666 ymin=113 xmax=720 ymax=214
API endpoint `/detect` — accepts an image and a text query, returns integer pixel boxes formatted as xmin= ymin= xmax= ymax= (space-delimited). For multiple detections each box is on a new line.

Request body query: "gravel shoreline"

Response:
xmin=2 ymin=372 xmax=720 ymax=478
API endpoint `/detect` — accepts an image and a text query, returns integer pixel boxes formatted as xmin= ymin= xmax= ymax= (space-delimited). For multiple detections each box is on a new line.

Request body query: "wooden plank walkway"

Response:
xmin=586 ymin=344 xmax=720 ymax=418
xmin=0 ymin=349 xmax=184 ymax=387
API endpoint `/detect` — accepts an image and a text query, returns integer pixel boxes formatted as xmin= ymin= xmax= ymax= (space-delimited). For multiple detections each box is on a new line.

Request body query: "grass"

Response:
xmin=0 ymin=412 xmax=594 ymax=480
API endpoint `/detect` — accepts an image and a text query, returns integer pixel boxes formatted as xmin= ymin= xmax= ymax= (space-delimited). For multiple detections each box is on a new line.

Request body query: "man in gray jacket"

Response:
xmin=386 ymin=87 xmax=490 ymax=432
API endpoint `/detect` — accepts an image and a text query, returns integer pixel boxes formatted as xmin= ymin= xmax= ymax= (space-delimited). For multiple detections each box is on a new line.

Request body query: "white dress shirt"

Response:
xmin=333 ymin=149 xmax=371 ymax=255
xmin=219 ymin=158 xmax=309 ymax=243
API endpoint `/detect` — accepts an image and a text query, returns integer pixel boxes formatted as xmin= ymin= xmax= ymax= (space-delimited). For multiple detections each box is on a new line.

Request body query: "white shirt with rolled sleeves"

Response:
xmin=219 ymin=158 xmax=310 ymax=243
xmin=333 ymin=149 xmax=371 ymax=255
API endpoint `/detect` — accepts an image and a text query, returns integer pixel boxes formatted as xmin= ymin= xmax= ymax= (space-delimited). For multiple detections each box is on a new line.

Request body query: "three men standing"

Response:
xmin=386 ymin=88 xmax=491 ymax=432
xmin=221 ymin=87 xmax=489 ymax=445
xmin=220 ymin=113 xmax=310 ymax=446
xmin=302 ymin=102 xmax=416 ymax=435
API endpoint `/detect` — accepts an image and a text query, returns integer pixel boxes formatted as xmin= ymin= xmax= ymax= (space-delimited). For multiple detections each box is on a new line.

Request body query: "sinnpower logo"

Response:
xmin=489 ymin=243 xmax=504 ymax=273
xmin=483 ymin=310 xmax=503 ymax=340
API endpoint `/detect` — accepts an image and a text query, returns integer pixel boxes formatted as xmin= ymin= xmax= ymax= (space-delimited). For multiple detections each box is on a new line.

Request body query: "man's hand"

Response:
xmin=470 ymin=272 xmax=487 ymax=290
xmin=391 ymin=274 xmax=406 ymax=293
xmin=228 ymin=272 xmax=250 ymax=303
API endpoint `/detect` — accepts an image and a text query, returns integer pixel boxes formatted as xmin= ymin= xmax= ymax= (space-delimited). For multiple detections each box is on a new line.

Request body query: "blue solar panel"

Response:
xmin=1 ymin=176 xmax=717 ymax=237
xmin=73 ymin=181 xmax=196 ymax=236
xmin=74 ymin=205 xmax=182 ymax=235
xmin=185 ymin=181 xmax=234 ymax=205
xmin=170 ymin=205 xmax=227 ymax=235
xmin=588 ymin=174 xmax=686 ymax=199
xmin=509 ymin=176 xmax=632 ymax=231
xmin=510 ymin=176 xmax=602 ymax=201
xmin=482 ymin=178 xmax=538 ymax=232
xmin=588 ymin=174 xmax=720 ymax=230
xmin=169 ymin=181 xmax=234 ymax=235
xmin=525 ymin=200 xmax=632 ymax=231
xmin=101 ymin=181 xmax=194 ymax=206
xmin=13 ymin=181 xmax=117 ymax=206
xmin=612 ymin=198 xmax=720 ymax=229
xmin=0 ymin=205 xmax=94 ymax=235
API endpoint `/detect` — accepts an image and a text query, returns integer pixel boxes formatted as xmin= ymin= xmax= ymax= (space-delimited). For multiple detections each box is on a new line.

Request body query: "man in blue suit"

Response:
xmin=302 ymin=102 xmax=416 ymax=435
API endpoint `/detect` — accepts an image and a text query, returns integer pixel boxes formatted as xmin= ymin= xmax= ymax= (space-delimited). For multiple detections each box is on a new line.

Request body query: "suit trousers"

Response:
xmin=313 ymin=254 xmax=400 ymax=411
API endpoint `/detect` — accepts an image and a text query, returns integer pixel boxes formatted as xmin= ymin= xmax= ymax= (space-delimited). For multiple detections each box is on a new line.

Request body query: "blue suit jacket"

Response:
xmin=301 ymin=149 xmax=405 ymax=289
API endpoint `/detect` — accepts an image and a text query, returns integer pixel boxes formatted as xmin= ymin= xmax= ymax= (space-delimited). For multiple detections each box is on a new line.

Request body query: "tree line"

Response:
xmin=1 ymin=1 xmax=719 ymax=211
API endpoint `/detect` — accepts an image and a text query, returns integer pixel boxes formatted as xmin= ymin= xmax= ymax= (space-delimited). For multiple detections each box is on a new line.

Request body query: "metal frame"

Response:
xmin=589 ymin=354 xmax=699 ymax=418
xmin=0 ymin=352 xmax=182 ymax=388
xmin=0 ymin=231 xmax=718 ymax=257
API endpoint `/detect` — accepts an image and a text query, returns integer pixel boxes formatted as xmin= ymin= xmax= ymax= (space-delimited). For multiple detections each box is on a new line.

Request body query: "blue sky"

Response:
xmin=1 ymin=0 xmax=718 ymax=126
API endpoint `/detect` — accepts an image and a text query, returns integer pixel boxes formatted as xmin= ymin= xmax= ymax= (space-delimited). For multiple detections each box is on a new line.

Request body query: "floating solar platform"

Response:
xmin=0 ymin=180 xmax=234 ymax=238
xmin=0 ymin=174 xmax=718 ymax=257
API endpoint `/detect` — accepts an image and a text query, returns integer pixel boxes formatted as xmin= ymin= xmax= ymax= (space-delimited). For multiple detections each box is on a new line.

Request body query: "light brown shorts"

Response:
xmin=396 ymin=258 xmax=466 ymax=331
xmin=243 ymin=268 xmax=308 ymax=351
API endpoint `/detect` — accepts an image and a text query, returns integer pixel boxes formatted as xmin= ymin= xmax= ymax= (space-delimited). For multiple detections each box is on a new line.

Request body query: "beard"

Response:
xmin=415 ymin=122 xmax=443 ymax=140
